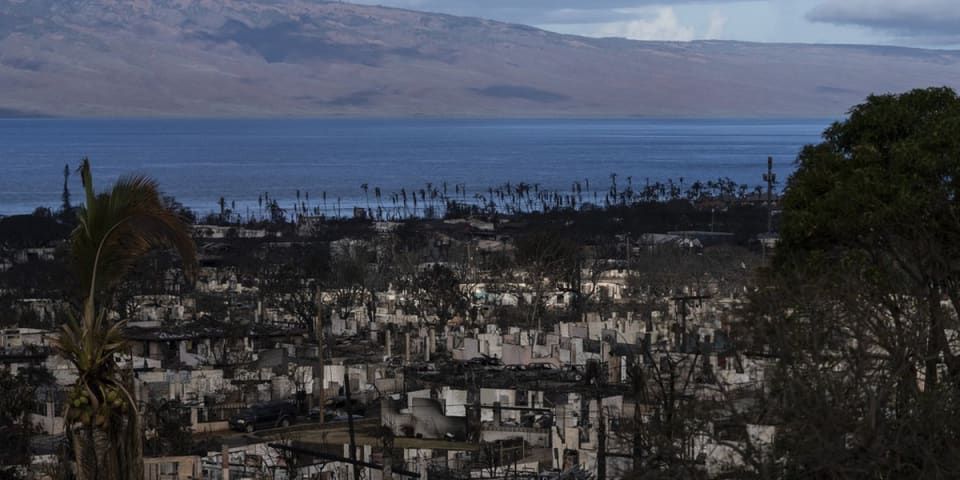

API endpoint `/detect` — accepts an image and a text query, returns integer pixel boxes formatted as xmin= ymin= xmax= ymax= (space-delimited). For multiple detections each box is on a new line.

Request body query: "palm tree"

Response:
xmin=53 ymin=159 xmax=197 ymax=480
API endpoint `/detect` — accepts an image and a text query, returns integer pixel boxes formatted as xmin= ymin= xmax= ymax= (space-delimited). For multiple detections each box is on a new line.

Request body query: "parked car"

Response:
xmin=308 ymin=407 xmax=337 ymax=422
xmin=409 ymin=362 xmax=439 ymax=376
xmin=309 ymin=407 xmax=365 ymax=422
xmin=467 ymin=356 xmax=503 ymax=371
xmin=526 ymin=362 xmax=557 ymax=370
xmin=563 ymin=365 xmax=586 ymax=382
xmin=525 ymin=362 xmax=563 ymax=379
xmin=326 ymin=396 xmax=364 ymax=411
xmin=482 ymin=357 xmax=504 ymax=372
xmin=331 ymin=412 xmax=366 ymax=423
xmin=229 ymin=401 xmax=298 ymax=433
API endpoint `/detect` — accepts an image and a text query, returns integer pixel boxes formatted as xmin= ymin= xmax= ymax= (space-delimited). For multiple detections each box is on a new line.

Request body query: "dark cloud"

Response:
xmin=808 ymin=1 xmax=960 ymax=43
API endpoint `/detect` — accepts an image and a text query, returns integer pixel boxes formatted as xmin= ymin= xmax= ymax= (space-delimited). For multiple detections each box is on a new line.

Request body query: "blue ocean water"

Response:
xmin=0 ymin=118 xmax=830 ymax=217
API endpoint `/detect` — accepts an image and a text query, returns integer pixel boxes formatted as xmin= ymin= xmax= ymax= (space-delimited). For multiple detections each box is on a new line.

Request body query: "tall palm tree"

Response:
xmin=53 ymin=159 xmax=197 ymax=480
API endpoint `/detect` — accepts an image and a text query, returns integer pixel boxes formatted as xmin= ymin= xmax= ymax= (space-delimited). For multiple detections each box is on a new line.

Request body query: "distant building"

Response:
xmin=667 ymin=230 xmax=736 ymax=247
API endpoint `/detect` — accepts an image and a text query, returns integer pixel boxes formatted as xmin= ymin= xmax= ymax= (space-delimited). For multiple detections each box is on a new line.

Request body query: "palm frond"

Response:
xmin=72 ymin=161 xmax=197 ymax=303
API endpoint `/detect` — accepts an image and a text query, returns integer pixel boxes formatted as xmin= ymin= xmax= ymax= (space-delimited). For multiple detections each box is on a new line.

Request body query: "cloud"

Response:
xmin=705 ymin=10 xmax=728 ymax=38
xmin=595 ymin=7 xmax=696 ymax=41
xmin=808 ymin=0 xmax=960 ymax=43
xmin=348 ymin=0 xmax=752 ymax=25
xmin=346 ymin=1 xmax=764 ymax=43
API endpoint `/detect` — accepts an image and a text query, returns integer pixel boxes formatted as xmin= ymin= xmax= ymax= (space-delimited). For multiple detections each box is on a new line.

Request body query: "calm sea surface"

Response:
xmin=0 ymin=118 xmax=830 ymax=217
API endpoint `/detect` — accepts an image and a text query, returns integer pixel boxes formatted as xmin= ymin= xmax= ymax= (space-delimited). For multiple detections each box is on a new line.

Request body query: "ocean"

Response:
xmin=0 ymin=118 xmax=830 ymax=218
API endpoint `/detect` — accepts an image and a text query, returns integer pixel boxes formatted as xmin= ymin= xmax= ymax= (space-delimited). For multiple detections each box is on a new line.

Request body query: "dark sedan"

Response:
xmin=228 ymin=401 xmax=298 ymax=433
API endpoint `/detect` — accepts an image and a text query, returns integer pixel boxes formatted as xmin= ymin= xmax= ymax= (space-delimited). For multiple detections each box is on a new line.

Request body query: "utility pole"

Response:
xmin=222 ymin=445 xmax=230 ymax=480
xmin=631 ymin=362 xmax=644 ymax=469
xmin=345 ymin=372 xmax=360 ymax=480
xmin=316 ymin=290 xmax=325 ymax=425
xmin=763 ymin=156 xmax=776 ymax=233
xmin=596 ymin=376 xmax=606 ymax=480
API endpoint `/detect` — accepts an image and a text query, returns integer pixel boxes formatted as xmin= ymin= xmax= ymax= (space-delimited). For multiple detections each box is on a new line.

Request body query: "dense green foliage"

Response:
xmin=765 ymin=87 xmax=960 ymax=478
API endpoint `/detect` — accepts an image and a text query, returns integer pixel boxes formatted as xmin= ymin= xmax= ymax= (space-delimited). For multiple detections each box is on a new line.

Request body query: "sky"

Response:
xmin=346 ymin=0 xmax=960 ymax=49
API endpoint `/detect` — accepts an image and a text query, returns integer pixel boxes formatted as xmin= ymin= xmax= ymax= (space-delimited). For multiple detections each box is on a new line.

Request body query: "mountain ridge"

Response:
xmin=1 ymin=0 xmax=959 ymax=117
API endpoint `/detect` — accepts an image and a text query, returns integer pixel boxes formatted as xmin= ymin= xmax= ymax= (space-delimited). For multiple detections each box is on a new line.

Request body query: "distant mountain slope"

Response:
xmin=1 ymin=0 xmax=959 ymax=117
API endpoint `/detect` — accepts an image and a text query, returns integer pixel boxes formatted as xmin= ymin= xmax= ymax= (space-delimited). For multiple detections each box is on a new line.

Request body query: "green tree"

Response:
xmin=764 ymin=87 xmax=960 ymax=478
xmin=52 ymin=158 xmax=197 ymax=480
